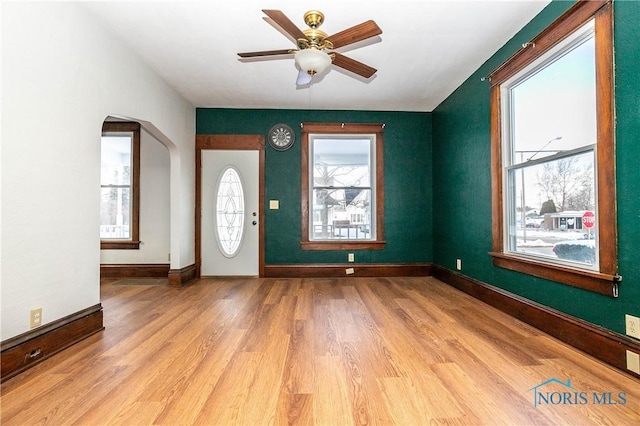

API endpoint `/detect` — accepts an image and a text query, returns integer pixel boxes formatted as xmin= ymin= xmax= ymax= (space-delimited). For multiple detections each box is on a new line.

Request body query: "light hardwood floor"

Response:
xmin=2 ymin=276 xmax=639 ymax=425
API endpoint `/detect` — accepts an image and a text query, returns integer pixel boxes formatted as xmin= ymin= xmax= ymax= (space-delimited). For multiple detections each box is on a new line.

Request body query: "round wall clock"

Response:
xmin=268 ymin=124 xmax=295 ymax=151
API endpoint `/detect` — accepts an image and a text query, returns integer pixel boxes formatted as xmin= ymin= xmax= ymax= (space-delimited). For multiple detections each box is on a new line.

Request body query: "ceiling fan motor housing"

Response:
xmin=297 ymin=30 xmax=332 ymax=50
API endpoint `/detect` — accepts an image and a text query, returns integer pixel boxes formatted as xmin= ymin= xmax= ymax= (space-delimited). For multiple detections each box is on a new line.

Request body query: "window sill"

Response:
xmin=101 ymin=240 xmax=141 ymax=250
xmin=489 ymin=251 xmax=617 ymax=297
xmin=301 ymin=241 xmax=386 ymax=251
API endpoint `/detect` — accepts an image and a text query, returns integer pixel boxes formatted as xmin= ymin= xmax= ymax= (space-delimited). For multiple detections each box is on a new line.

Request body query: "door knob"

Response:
xmin=252 ymin=221 xmax=257 ymax=225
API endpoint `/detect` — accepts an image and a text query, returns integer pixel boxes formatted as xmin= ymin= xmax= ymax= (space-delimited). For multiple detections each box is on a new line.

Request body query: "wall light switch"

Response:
xmin=269 ymin=200 xmax=279 ymax=210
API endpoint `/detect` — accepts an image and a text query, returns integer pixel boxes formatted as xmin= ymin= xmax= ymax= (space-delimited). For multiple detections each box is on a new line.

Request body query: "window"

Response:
xmin=100 ymin=122 xmax=140 ymax=249
xmin=301 ymin=123 xmax=385 ymax=250
xmin=215 ymin=166 xmax=245 ymax=257
xmin=488 ymin=1 xmax=616 ymax=296
xmin=311 ymin=137 xmax=373 ymax=240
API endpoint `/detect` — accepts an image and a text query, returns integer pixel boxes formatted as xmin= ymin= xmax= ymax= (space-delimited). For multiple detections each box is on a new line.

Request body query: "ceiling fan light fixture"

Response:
xmin=295 ymin=48 xmax=332 ymax=76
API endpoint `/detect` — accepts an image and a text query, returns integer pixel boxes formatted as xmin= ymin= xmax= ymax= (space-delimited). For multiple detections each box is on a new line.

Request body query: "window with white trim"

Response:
xmin=301 ymin=123 xmax=385 ymax=251
xmin=100 ymin=122 xmax=140 ymax=250
xmin=488 ymin=1 xmax=617 ymax=296
xmin=503 ymin=20 xmax=597 ymax=270
xmin=310 ymin=135 xmax=375 ymax=241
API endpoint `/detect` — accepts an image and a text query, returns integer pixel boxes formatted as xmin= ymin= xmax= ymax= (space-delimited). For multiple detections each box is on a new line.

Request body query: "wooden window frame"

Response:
xmin=487 ymin=1 xmax=617 ymax=297
xmin=301 ymin=123 xmax=385 ymax=251
xmin=100 ymin=122 xmax=141 ymax=250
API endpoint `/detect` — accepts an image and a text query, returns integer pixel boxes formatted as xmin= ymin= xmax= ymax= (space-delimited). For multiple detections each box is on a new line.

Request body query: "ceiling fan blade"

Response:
xmin=326 ymin=20 xmax=382 ymax=49
xmin=332 ymin=52 xmax=377 ymax=78
xmin=238 ymin=49 xmax=293 ymax=58
xmin=262 ymin=9 xmax=306 ymax=42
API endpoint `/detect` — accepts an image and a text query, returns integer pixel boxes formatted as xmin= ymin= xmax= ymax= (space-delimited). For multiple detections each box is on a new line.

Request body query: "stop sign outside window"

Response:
xmin=582 ymin=211 xmax=595 ymax=228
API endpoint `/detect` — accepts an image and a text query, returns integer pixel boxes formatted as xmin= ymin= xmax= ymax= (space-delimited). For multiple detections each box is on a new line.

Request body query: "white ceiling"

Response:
xmin=82 ymin=0 xmax=550 ymax=112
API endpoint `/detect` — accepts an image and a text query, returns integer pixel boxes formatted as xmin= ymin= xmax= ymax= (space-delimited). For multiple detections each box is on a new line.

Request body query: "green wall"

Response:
xmin=197 ymin=109 xmax=433 ymax=265
xmin=432 ymin=0 xmax=640 ymax=335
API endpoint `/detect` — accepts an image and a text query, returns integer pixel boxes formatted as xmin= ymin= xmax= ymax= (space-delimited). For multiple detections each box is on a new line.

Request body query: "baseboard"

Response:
xmin=168 ymin=263 xmax=197 ymax=287
xmin=0 ymin=304 xmax=104 ymax=383
xmin=264 ymin=263 xmax=432 ymax=278
xmin=100 ymin=263 xmax=170 ymax=278
xmin=432 ymin=265 xmax=640 ymax=379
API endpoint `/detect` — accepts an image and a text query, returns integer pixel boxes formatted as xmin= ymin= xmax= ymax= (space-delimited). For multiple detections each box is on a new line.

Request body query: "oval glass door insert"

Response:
xmin=215 ymin=166 xmax=245 ymax=257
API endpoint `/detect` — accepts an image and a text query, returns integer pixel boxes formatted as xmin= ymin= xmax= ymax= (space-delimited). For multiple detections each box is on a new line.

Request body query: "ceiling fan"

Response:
xmin=237 ymin=9 xmax=382 ymax=85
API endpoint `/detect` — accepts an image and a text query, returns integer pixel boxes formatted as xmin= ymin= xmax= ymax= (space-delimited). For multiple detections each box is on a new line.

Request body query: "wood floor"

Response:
xmin=1 ymin=276 xmax=638 ymax=425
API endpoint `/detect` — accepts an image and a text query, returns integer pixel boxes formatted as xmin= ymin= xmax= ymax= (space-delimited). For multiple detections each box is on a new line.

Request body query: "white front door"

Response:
xmin=201 ymin=150 xmax=259 ymax=276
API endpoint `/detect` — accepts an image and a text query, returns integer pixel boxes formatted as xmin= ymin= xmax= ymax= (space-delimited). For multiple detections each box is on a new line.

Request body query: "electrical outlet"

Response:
xmin=30 ymin=308 xmax=42 ymax=328
xmin=626 ymin=350 xmax=640 ymax=374
xmin=456 ymin=259 xmax=462 ymax=271
xmin=346 ymin=268 xmax=354 ymax=275
xmin=625 ymin=314 xmax=640 ymax=339
xmin=168 ymin=253 xmax=171 ymax=261
xmin=348 ymin=253 xmax=354 ymax=262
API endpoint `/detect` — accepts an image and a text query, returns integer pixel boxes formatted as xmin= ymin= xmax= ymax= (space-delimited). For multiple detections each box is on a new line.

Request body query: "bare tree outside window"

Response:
xmin=537 ymin=156 xmax=595 ymax=212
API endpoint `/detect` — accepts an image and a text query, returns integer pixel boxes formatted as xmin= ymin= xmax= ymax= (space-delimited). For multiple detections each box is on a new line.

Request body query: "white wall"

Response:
xmin=1 ymin=2 xmax=195 ymax=340
xmin=100 ymin=128 xmax=171 ymax=264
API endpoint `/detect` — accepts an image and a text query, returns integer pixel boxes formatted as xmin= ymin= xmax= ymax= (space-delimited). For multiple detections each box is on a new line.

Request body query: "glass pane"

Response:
xmin=100 ymin=187 xmax=130 ymax=239
xmin=311 ymin=188 xmax=372 ymax=240
xmin=313 ymin=138 xmax=370 ymax=187
xmin=215 ymin=167 xmax=245 ymax=257
xmin=510 ymin=28 xmax=595 ymax=165
xmin=508 ymin=151 xmax=596 ymax=266
xmin=101 ymin=135 xmax=132 ymax=185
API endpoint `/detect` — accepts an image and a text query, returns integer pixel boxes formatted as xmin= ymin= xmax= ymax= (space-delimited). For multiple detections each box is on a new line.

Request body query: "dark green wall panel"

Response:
xmin=197 ymin=109 xmax=432 ymax=265
xmin=432 ymin=0 xmax=640 ymax=334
